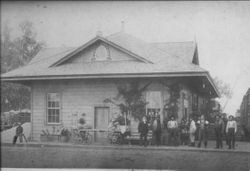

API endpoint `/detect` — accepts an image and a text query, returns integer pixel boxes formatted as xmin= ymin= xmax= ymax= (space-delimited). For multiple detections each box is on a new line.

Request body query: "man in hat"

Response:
xmin=13 ymin=123 xmax=24 ymax=145
xmin=167 ymin=116 xmax=178 ymax=146
xmin=138 ymin=116 xmax=149 ymax=147
xmin=226 ymin=115 xmax=237 ymax=149
xmin=214 ymin=115 xmax=225 ymax=149
xmin=197 ymin=115 xmax=209 ymax=148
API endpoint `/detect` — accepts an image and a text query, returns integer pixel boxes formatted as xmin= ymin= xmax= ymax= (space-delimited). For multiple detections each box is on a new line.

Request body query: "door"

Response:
xmin=94 ymin=107 xmax=109 ymax=143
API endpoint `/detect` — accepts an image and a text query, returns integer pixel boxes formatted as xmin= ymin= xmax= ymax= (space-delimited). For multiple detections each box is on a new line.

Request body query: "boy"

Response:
xmin=138 ymin=116 xmax=149 ymax=147
xmin=13 ymin=123 xmax=23 ymax=145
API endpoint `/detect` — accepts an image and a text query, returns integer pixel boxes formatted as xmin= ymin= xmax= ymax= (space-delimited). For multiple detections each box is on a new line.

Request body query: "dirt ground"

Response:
xmin=1 ymin=145 xmax=250 ymax=171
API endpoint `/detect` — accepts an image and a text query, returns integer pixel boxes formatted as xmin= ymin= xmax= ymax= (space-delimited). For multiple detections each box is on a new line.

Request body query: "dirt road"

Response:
xmin=2 ymin=145 xmax=250 ymax=171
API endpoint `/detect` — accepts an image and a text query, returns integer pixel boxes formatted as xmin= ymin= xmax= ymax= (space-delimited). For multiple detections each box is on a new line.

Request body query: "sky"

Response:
xmin=1 ymin=1 xmax=250 ymax=115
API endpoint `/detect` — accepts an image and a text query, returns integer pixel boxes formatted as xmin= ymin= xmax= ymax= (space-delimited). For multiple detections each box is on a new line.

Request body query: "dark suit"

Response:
xmin=152 ymin=119 xmax=161 ymax=146
xmin=214 ymin=119 xmax=224 ymax=148
xmin=13 ymin=125 xmax=23 ymax=144
xmin=138 ymin=121 xmax=149 ymax=146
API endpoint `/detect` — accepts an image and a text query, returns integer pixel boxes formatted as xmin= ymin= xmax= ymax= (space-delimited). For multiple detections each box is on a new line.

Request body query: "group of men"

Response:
xmin=138 ymin=114 xmax=237 ymax=149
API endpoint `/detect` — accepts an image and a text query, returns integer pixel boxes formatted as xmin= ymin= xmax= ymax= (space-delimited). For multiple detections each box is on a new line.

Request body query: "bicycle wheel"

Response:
xmin=86 ymin=134 xmax=92 ymax=144
xmin=112 ymin=134 xmax=118 ymax=144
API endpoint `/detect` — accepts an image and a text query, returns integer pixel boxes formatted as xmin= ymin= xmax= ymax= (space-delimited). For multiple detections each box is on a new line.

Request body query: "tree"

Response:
xmin=213 ymin=77 xmax=233 ymax=99
xmin=165 ymin=83 xmax=180 ymax=119
xmin=104 ymin=81 xmax=150 ymax=122
xmin=1 ymin=21 xmax=45 ymax=112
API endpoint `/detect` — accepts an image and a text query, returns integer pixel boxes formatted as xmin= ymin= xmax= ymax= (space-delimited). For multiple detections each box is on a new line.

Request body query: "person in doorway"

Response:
xmin=138 ymin=116 xmax=149 ymax=147
xmin=167 ymin=116 xmax=178 ymax=146
xmin=13 ymin=123 xmax=24 ymax=145
xmin=214 ymin=115 xmax=225 ymax=149
xmin=152 ymin=114 xmax=161 ymax=146
xmin=226 ymin=115 xmax=237 ymax=149
xmin=197 ymin=115 xmax=209 ymax=148
xmin=189 ymin=117 xmax=197 ymax=147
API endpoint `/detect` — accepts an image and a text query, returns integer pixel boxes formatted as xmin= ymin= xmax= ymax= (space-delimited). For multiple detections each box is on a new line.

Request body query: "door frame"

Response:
xmin=94 ymin=106 xmax=110 ymax=142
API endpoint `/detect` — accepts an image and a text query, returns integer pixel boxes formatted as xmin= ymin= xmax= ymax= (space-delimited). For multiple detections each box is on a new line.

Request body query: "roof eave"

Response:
xmin=205 ymin=72 xmax=221 ymax=98
xmin=1 ymin=71 xmax=209 ymax=81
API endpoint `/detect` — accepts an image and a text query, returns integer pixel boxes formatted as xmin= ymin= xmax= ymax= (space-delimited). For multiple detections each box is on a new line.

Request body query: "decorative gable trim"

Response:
xmin=92 ymin=42 xmax=111 ymax=61
xmin=50 ymin=36 xmax=153 ymax=67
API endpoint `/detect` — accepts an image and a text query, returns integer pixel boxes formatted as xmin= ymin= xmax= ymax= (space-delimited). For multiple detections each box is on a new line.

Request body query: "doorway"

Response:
xmin=94 ymin=107 xmax=110 ymax=143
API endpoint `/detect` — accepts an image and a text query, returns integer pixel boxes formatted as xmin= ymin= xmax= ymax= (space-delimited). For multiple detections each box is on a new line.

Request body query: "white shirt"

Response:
xmin=197 ymin=120 xmax=209 ymax=129
xmin=167 ymin=120 xmax=178 ymax=129
xmin=189 ymin=120 xmax=196 ymax=133
xmin=226 ymin=120 xmax=237 ymax=133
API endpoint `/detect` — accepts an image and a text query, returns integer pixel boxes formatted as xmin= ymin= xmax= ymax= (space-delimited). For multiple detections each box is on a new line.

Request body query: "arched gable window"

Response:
xmin=92 ymin=44 xmax=111 ymax=61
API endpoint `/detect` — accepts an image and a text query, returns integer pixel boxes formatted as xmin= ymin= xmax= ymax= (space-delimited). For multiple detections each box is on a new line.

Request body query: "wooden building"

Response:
xmin=240 ymin=88 xmax=250 ymax=130
xmin=1 ymin=31 xmax=219 ymax=142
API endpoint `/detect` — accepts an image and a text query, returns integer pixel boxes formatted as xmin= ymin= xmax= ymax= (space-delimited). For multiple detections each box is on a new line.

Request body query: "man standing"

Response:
xmin=222 ymin=114 xmax=229 ymax=145
xmin=138 ymin=116 xmax=149 ymax=147
xmin=197 ymin=115 xmax=209 ymax=148
xmin=226 ymin=115 xmax=237 ymax=149
xmin=13 ymin=123 xmax=24 ymax=145
xmin=214 ymin=115 xmax=224 ymax=149
xmin=180 ymin=118 xmax=189 ymax=145
xmin=167 ymin=116 xmax=178 ymax=146
xmin=189 ymin=117 xmax=197 ymax=147
xmin=152 ymin=115 xmax=161 ymax=146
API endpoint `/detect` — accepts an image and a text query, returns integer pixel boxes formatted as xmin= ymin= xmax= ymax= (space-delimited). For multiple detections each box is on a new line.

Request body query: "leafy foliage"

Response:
xmin=213 ymin=77 xmax=233 ymax=99
xmin=104 ymin=81 xmax=149 ymax=122
xmin=113 ymin=115 xmax=130 ymax=125
xmin=1 ymin=82 xmax=31 ymax=111
xmin=1 ymin=21 xmax=45 ymax=112
xmin=165 ymin=83 xmax=180 ymax=119
xmin=116 ymin=81 xmax=149 ymax=121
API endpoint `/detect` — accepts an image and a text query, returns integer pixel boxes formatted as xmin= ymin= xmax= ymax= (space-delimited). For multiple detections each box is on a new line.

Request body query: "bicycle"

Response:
xmin=71 ymin=128 xmax=92 ymax=144
xmin=108 ymin=131 xmax=123 ymax=144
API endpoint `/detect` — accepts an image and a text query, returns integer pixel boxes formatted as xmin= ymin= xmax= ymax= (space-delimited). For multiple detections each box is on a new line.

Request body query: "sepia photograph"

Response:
xmin=1 ymin=1 xmax=250 ymax=171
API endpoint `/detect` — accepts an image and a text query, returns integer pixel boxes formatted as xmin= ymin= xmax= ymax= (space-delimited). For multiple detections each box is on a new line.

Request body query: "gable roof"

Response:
xmin=2 ymin=32 xmax=203 ymax=78
xmin=1 ymin=31 xmax=219 ymax=97
xmin=1 ymin=31 xmax=220 ymax=97
xmin=50 ymin=35 xmax=153 ymax=67
xmin=1 ymin=31 xmax=206 ymax=77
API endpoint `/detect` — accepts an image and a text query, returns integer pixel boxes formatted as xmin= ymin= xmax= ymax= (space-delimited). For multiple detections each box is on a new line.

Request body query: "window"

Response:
xmin=47 ymin=93 xmax=60 ymax=124
xmin=92 ymin=44 xmax=111 ymax=61
xmin=182 ymin=93 xmax=188 ymax=119
xmin=192 ymin=94 xmax=198 ymax=111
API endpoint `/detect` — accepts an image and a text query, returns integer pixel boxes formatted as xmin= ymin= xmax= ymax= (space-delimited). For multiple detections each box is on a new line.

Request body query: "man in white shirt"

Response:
xmin=197 ymin=115 xmax=209 ymax=148
xmin=226 ymin=115 xmax=237 ymax=149
xmin=189 ymin=117 xmax=197 ymax=147
xmin=167 ymin=116 xmax=178 ymax=146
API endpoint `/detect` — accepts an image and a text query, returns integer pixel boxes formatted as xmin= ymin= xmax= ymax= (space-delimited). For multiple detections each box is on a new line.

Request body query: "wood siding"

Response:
xmin=31 ymin=78 xmax=209 ymax=141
